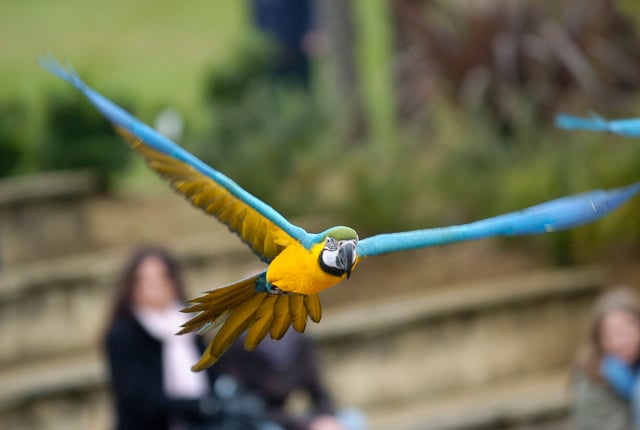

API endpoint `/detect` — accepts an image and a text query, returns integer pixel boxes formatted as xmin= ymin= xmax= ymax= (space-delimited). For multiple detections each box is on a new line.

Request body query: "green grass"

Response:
xmin=0 ymin=0 xmax=248 ymax=119
xmin=0 ymin=0 xmax=400 ymax=193
xmin=0 ymin=0 xmax=249 ymax=189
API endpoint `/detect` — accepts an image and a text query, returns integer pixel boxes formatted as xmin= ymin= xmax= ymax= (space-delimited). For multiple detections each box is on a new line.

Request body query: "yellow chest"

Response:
xmin=266 ymin=242 xmax=346 ymax=295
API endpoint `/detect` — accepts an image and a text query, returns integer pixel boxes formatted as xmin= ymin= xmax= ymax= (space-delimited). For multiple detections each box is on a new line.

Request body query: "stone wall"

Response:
xmin=0 ymin=171 xmax=97 ymax=267
xmin=0 ymin=247 xmax=603 ymax=430
xmin=0 ymin=233 xmax=264 ymax=430
xmin=0 ymin=171 xmax=609 ymax=430
xmin=316 ymin=268 xmax=602 ymax=409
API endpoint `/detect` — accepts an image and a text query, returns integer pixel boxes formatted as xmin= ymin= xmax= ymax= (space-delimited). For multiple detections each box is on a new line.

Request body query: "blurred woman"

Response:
xmin=104 ymin=246 xmax=221 ymax=430
xmin=572 ymin=287 xmax=640 ymax=429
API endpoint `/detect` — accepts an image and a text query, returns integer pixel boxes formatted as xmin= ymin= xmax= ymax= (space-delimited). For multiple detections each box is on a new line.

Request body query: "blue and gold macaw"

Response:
xmin=43 ymin=56 xmax=640 ymax=370
xmin=556 ymin=112 xmax=640 ymax=138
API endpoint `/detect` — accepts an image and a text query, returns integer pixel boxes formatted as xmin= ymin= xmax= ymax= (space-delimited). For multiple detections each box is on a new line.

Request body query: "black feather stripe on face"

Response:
xmin=318 ymin=249 xmax=345 ymax=277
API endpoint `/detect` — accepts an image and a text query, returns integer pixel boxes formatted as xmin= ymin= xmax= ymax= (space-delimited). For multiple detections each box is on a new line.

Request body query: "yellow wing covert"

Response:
xmin=118 ymin=129 xmax=292 ymax=262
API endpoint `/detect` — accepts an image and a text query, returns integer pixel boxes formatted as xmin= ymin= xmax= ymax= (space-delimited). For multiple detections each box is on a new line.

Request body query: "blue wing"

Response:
xmin=357 ymin=182 xmax=640 ymax=257
xmin=556 ymin=113 xmax=640 ymax=138
xmin=40 ymin=55 xmax=311 ymax=260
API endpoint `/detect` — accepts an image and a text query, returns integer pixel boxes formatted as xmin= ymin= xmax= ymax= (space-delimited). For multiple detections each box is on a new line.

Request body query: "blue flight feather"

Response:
xmin=357 ymin=182 xmax=640 ymax=257
xmin=555 ymin=113 xmax=640 ymax=138
xmin=42 ymin=55 xmax=640 ymax=261
xmin=39 ymin=55 xmax=310 ymax=247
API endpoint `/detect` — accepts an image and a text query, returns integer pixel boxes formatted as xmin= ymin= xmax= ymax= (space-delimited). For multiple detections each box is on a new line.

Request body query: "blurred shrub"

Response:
xmin=379 ymin=0 xmax=640 ymax=263
xmin=38 ymin=90 xmax=133 ymax=190
xmin=0 ymin=100 xmax=29 ymax=178
xmin=392 ymin=0 xmax=640 ymax=131
xmin=186 ymin=9 xmax=640 ymax=265
xmin=195 ymin=36 xmax=328 ymax=214
xmin=423 ymin=103 xmax=640 ymax=264
xmin=204 ymin=35 xmax=276 ymax=103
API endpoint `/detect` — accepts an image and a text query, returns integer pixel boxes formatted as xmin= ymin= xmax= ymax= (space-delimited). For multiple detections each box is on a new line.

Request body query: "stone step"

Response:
xmin=368 ymin=371 xmax=568 ymax=430
xmin=1 ymin=352 xmax=104 ymax=412
xmin=0 ymin=353 xmax=569 ymax=430
xmin=0 ymin=266 xmax=603 ymax=430
xmin=0 ymin=232 xmax=264 ymax=367
xmin=0 ymin=170 xmax=98 ymax=266
xmin=312 ymin=266 xmax=604 ymax=409
xmin=1 ymin=352 xmax=109 ymax=430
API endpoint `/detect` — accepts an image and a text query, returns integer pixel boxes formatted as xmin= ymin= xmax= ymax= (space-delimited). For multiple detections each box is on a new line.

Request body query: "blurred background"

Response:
xmin=2 ymin=0 xmax=640 ymax=428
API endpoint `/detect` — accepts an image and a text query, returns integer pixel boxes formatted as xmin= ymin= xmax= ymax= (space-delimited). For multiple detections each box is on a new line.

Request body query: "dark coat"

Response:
xmin=216 ymin=332 xmax=335 ymax=430
xmin=104 ymin=312 xmax=220 ymax=430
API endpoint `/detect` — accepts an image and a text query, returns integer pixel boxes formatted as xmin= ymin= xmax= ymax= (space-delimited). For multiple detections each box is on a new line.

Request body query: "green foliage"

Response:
xmin=0 ymin=100 xmax=28 ymax=177
xmin=376 ymin=0 xmax=640 ymax=263
xmin=38 ymin=90 xmax=133 ymax=189
xmin=194 ymin=36 xmax=329 ymax=215
xmin=204 ymin=35 xmax=276 ymax=104
xmin=393 ymin=0 xmax=640 ymax=131
xmin=421 ymin=101 xmax=640 ymax=264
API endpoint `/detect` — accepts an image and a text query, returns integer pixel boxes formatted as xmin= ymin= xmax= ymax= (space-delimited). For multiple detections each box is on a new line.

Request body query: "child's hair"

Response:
xmin=574 ymin=287 xmax=640 ymax=381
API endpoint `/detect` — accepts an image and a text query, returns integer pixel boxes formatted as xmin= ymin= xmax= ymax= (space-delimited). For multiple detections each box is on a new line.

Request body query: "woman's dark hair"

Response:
xmin=107 ymin=245 xmax=188 ymax=326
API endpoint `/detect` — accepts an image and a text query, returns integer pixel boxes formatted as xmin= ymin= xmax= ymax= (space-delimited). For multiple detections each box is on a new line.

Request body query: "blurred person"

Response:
xmin=571 ymin=287 xmax=640 ymax=430
xmin=251 ymin=0 xmax=316 ymax=87
xmin=217 ymin=329 xmax=366 ymax=430
xmin=103 ymin=246 xmax=223 ymax=430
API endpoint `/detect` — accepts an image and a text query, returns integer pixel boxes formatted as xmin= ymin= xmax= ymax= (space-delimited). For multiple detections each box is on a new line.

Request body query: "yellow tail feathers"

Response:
xmin=182 ymin=276 xmax=324 ymax=371
xmin=244 ymin=295 xmax=277 ymax=351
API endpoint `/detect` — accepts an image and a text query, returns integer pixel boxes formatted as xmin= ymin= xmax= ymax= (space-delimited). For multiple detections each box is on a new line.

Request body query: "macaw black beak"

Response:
xmin=339 ymin=241 xmax=356 ymax=279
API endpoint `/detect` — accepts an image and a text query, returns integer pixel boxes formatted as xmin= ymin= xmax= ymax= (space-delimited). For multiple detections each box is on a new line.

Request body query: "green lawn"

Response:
xmin=0 ymin=0 xmax=398 ymax=194
xmin=0 ymin=0 xmax=248 ymax=118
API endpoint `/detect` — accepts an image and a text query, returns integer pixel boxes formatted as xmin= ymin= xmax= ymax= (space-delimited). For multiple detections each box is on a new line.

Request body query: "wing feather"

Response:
xmin=192 ymin=292 xmax=266 ymax=371
xmin=264 ymin=227 xmax=280 ymax=260
xmin=40 ymin=56 xmax=311 ymax=262
xmin=244 ymin=295 xmax=278 ymax=351
xmin=304 ymin=294 xmax=322 ymax=323
xmin=358 ymin=182 xmax=640 ymax=257
xmin=556 ymin=113 xmax=640 ymax=137
xmin=289 ymin=294 xmax=307 ymax=333
xmin=178 ymin=278 xmax=257 ymax=335
xmin=270 ymin=295 xmax=291 ymax=340
xmin=127 ymin=134 xmax=291 ymax=262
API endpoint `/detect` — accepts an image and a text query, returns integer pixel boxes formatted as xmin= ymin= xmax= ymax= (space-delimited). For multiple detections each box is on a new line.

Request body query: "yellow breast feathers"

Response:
xmin=266 ymin=242 xmax=346 ymax=295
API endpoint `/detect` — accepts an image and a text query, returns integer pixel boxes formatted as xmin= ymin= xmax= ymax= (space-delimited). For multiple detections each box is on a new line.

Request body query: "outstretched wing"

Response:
xmin=357 ymin=183 xmax=640 ymax=257
xmin=556 ymin=113 xmax=640 ymax=138
xmin=180 ymin=271 xmax=323 ymax=371
xmin=41 ymin=55 xmax=310 ymax=262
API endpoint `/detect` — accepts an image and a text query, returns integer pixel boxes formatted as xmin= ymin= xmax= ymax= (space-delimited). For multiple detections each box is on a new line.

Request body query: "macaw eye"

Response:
xmin=324 ymin=237 xmax=338 ymax=250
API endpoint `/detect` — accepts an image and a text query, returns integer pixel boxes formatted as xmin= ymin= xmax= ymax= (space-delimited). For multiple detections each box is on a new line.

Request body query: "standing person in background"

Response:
xmin=251 ymin=0 xmax=316 ymax=88
xmin=103 ymin=246 xmax=222 ymax=430
xmin=571 ymin=287 xmax=640 ymax=430
xmin=217 ymin=329 xmax=366 ymax=430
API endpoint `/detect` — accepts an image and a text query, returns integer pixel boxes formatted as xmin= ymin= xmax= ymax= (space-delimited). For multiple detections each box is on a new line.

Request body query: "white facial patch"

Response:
xmin=321 ymin=248 xmax=340 ymax=269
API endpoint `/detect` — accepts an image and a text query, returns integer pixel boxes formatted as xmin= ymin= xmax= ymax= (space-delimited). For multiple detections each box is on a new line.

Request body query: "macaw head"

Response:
xmin=317 ymin=226 xmax=359 ymax=279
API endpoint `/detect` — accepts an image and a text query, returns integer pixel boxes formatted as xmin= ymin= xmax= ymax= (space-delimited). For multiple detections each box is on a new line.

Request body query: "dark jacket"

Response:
xmin=104 ymin=312 xmax=219 ymax=430
xmin=216 ymin=332 xmax=334 ymax=430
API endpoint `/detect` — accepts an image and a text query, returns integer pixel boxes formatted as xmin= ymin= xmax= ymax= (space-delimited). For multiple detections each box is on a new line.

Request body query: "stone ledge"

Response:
xmin=0 ymin=355 xmax=569 ymax=430
xmin=368 ymin=371 xmax=568 ymax=430
xmin=0 ymin=231 xmax=257 ymax=301
xmin=0 ymin=170 xmax=97 ymax=208
xmin=0 ymin=352 xmax=104 ymax=412
xmin=0 ymin=266 xmax=600 ymax=415
xmin=0 ymin=170 xmax=100 ymax=265
xmin=312 ymin=265 xmax=605 ymax=341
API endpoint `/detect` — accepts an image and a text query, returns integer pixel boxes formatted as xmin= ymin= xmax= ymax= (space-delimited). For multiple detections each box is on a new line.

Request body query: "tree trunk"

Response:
xmin=318 ymin=0 xmax=368 ymax=143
